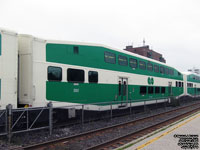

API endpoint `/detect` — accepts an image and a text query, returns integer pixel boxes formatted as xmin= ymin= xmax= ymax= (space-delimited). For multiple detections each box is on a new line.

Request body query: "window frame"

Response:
xmin=148 ymin=87 xmax=154 ymax=94
xmin=140 ymin=86 xmax=147 ymax=95
xmin=88 ymin=71 xmax=98 ymax=83
xmin=104 ymin=51 xmax=116 ymax=64
xmin=67 ymin=68 xmax=85 ymax=83
xmin=139 ymin=61 xmax=146 ymax=70
xmin=47 ymin=66 xmax=62 ymax=82
xmin=129 ymin=58 xmax=138 ymax=69
xmin=155 ymin=87 xmax=160 ymax=94
xmin=160 ymin=66 xmax=165 ymax=74
xmin=147 ymin=62 xmax=153 ymax=72
xmin=118 ymin=55 xmax=128 ymax=66
xmin=154 ymin=65 xmax=159 ymax=73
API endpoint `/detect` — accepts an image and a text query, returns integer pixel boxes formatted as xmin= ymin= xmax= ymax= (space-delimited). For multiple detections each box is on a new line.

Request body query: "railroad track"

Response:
xmin=19 ymin=101 xmax=200 ymax=150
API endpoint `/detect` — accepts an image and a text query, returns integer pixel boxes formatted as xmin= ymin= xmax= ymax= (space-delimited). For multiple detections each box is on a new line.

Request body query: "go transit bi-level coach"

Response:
xmin=18 ymin=34 xmax=184 ymax=110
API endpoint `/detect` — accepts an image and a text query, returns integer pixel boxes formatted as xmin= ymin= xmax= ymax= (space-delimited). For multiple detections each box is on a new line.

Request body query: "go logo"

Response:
xmin=148 ymin=77 xmax=154 ymax=85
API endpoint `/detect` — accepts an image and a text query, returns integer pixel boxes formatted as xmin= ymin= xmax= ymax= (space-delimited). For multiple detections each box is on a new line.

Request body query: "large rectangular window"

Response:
xmin=67 ymin=68 xmax=84 ymax=82
xmin=48 ymin=66 xmax=62 ymax=81
xmin=140 ymin=86 xmax=147 ymax=94
xmin=88 ymin=71 xmax=98 ymax=83
xmin=147 ymin=63 xmax=153 ymax=71
xmin=118 ymin=55 xmax=128 ymax=66
xmin=154 ymin=65 xmax=159 ymax=73
xmin=129 ymin=58 xmax=137 ymax=68
xmin=139 ymin=61 xmax=146 ymax=70
xmin=104 ymin=51 xmax=116 ymax=64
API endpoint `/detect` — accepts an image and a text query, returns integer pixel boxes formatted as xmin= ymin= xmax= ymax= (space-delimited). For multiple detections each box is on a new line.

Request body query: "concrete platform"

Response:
xmin=119 ymin=111 xmax=200 ymax=150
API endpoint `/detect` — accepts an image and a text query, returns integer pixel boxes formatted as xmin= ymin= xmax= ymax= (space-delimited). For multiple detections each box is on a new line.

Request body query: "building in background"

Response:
xmin=124 ymin=45 xmax=166 ymax=63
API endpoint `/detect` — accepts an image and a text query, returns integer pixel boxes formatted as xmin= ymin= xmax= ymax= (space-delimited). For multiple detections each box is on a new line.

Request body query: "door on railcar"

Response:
xmin=168 ymin=82 xmax=173 ymax=96
xmin=118 ymin=78 xmax=128 ymax=104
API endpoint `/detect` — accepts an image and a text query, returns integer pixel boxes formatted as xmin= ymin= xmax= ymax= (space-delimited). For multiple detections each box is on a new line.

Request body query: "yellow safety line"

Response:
xmin=135 ymin=113 xmax=200 ymax=150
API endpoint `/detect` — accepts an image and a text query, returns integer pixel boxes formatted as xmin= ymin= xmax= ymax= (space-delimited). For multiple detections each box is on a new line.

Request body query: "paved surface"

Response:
xmin=120 ymin=111 xmax=200 ymax=150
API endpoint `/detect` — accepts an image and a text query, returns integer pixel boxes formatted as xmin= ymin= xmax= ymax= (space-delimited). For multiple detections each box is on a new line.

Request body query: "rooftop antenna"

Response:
xmin=143 ymin=38 xmax=145 ymax=46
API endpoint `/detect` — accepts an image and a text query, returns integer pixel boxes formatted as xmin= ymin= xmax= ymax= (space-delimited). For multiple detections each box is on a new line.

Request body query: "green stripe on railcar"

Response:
xmin=46 ymin=82 xmax=183 ymax=104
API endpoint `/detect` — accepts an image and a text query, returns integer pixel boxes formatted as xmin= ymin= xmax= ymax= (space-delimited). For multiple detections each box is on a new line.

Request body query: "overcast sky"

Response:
xmin=0 ymin=0 xmax=200 ymax=72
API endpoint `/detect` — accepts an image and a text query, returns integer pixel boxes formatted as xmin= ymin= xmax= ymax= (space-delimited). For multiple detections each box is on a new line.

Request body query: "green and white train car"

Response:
xmin=184 ymin=72 xmax=200 ymax=97
xmin=18 ymin=34 xmax=184 ymax=110
xmin=0 ymin=29 xmax=18 ymax=109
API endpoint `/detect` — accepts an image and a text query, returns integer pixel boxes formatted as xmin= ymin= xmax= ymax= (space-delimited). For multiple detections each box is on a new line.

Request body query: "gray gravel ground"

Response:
xmin=0 ymin=101 xmax=198 ymax=150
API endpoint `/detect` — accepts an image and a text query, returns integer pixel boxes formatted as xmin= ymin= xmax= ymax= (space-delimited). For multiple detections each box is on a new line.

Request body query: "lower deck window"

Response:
xmin=140 ymin=86 xmax=147 ymax=95
xmin=155 ymin=87 xmax=160 ymax=94
xmin=161 ymin=87 xmax=165 ymax=94
xmin=88 ymin=71 xmax=98 ymax=83
xmin=148 ymin=87 xmax=154 ymax=94
xmin=48 ymin=66 xmax=62 ymax=81
xmin=67 ymin=68 xmax=84 ymax=82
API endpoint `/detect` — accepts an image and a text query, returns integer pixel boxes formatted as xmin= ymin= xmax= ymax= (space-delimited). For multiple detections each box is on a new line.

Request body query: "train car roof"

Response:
xmin=19 ymin=33 xmax=178 ymax=71
xmin=0 ymin=28 xmax=18 ymax=36
xmin=182 ymin=71 xmax=200 ymax=76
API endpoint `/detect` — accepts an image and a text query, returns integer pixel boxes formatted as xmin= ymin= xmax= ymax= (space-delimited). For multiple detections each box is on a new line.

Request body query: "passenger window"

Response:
xmin=155 ymin=87 xmax=160 ymax=94
xmin=139 ymin=61 xmax=146 ymax=70
xmin=88 ymin=71 xmax=98 ymax=83
xmin=176 ymin=81 xmax=178 ymax=87
xmin=104 ymin=51 xmax=116 ymax=64
xmin=160 ymin=66 xmax=165 ymax=74
xmin=129 ymin=58 xmax=137 ymax=68
xmin=165 ymin=68 xmax=169 ymax=75
xmin=67 ymin=68 xmax=84 ymax=82
xmin=179 ymin=82 xmax=181 ymax=87
xmin=171 ymin=69 xmax=174 ymax=75
xmin=118 ymin=55 xmax=128 ymax=66
xmin=140 ymin=86 xmax=147 ymax=94
xmin=161 ymin=87 xmax=165 ymax=93
xmin=147 ymin=63 xmax=153 ymax=71
xmin=148 ymin=87 xmax=154 ymax=94
xmin=48 ymin=66 xmax=62 ymax=81
xmin=154 ymin=65 xmax=159 ymax=73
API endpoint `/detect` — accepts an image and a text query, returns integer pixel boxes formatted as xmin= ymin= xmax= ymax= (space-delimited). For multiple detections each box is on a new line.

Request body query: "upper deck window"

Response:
xmin=139 ymin=61 xmax=146 ymax=70
xmin=104 ymin=51 xmax=116 ymax=64
xmin=147 ymin=63 xmax=153 ymax=71
xmin=165 ymin=68 xmax=169 ymax=75
xmin=118 ymin=55 xmax=128 ymax=66
xmin=129 ymin=58 xmax=137 ymax=69
xmin=160 ymin=66 xmax=165 ymax=74
xmin=154 ymin=65 xmax=159 ymax=73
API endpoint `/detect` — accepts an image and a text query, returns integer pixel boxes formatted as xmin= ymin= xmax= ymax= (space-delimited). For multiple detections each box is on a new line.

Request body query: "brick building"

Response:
xmin=124 ymin=45 xmax=166 ymax=63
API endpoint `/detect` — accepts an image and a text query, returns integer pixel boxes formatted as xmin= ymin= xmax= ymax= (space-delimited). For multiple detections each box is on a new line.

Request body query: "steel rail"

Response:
xmin=20 ymin=101 xmax=200 ymax=150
